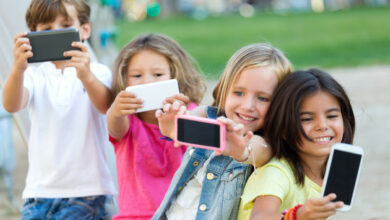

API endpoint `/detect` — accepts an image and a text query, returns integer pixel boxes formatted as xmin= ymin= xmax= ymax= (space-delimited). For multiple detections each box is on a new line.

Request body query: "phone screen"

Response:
xmin=177 ymin=118 xmax=221 ymax=148
xmin=324 ymin=150 xmax=362 ymax=205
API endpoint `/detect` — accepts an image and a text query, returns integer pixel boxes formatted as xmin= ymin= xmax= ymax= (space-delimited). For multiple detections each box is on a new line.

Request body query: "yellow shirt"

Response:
xmin=237 ymin=158 xmax=322 ymax=220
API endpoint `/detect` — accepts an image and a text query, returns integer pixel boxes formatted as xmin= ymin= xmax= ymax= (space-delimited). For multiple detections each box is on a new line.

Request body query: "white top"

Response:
xmin=166 ymin=153 xmax=215 ymax=220
xmin=22 ymin=61 xmax=116 ymax=198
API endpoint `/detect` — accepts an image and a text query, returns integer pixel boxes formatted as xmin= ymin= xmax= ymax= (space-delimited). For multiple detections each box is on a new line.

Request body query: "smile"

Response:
xmin=237 ymin=113 xmax=256 ymax=121
xmin=312 ymin=137 xmax=332 ymax=142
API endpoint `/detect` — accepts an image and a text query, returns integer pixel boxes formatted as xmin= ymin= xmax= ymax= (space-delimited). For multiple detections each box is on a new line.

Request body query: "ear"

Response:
xmin=79 ymin=22 xmax=91 ymax=41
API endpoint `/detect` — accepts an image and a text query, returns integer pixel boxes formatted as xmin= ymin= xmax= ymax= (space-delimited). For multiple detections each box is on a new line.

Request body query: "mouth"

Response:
xmin=237 ymin=113 xmax=257 ymax=122
xmin=311 ymin=136 xmax=333 ymax=143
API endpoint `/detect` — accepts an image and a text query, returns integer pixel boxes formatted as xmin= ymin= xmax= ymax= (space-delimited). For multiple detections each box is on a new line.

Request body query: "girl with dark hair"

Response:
xmin=238 ymin=68 xmax=356 ymax=220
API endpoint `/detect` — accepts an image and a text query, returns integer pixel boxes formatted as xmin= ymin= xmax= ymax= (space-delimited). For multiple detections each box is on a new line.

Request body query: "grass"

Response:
xmin=115 ymin=7 xmax=390 ymax=78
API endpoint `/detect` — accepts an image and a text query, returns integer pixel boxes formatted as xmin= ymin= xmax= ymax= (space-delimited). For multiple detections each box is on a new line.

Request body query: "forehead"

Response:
xmin=232 ymin=66 xmax=278 ymax=94
xmin=127 ymin=50 xmax=170 ymax=69
xmin=300 ymin=90 xmax=340 ymax=111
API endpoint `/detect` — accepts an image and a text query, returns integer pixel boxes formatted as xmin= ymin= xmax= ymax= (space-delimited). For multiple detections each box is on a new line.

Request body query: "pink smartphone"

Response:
xmin=175 ymin=114 xmax=226 ymax=151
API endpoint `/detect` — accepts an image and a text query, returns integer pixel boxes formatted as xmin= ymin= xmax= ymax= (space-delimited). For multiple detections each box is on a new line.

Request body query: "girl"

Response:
xmin=153 ymin=43 xmax=292 ymax=220
xmin=238 ymin=68 xmax=356 ymax=220
xmin=107 ymin=33 xmax=206 ymax=220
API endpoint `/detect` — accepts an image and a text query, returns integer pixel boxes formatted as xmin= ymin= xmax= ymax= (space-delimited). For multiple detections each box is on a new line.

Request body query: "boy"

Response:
xmin=2 ymin=0 xmax=116 ymax=219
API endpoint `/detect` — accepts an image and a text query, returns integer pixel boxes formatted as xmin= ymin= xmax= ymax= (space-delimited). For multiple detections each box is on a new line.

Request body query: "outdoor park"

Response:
xmin=0 ymin=0 xmax=390 ymax=219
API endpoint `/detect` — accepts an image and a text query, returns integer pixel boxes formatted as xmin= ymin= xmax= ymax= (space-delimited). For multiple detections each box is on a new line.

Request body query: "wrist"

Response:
xmin=236 ymin=144 xmax=249 ymax=162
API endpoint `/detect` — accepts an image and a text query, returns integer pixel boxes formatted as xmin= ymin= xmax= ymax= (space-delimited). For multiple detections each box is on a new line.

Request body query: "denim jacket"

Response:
xmin=152 ymin=106 xmax=253 ymax=220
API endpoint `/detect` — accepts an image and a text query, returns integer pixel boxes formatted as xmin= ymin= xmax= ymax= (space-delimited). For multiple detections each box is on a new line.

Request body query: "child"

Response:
xmin=106 ymin=33 xmax=206 ymax=219
xmin=237 ymin=68 xmax=356 ymax=220
xmin=2 ymin=0 xmax=115 ymax=219
xmin=152 ymin=43 xmax=292 ymax=220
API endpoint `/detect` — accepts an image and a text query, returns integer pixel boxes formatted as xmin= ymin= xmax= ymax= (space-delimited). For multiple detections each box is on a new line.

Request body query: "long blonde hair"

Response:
xmin=212 ymin=43 xmax=292 ymax=114
xmin=112 ymin=33 xmax=206 ymax=104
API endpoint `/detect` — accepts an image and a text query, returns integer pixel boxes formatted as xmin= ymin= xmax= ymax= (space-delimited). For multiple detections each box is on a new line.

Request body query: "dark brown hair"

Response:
xmin=264 ymin=68 xmax=355 ymax=185
xmin=26 ymin=0 xmax=90 ymax=31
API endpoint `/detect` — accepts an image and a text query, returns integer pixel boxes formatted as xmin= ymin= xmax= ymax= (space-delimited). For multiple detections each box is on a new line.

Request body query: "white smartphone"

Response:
xmin=321 ymin=143 xmax=364 ymax=211
xmin=175 ymin=115 xmax=226 ymax=150
xmin=125 ymin=79 xmax=179 ymax=113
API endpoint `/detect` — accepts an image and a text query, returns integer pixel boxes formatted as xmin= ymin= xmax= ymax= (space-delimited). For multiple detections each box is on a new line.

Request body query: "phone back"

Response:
xmin=27 ymin=28 xmax=80 ymax=63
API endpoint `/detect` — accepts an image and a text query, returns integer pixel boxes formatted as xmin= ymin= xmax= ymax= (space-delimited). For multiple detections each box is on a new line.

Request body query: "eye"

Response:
xmin=327 ymin=114 xmax=340 ymax=119
xmin=257 ymin=96 xmax=270 ymax=102
xmin=153 ymin=73 xmax=164 ymax=77
xmin=300 ymin=117 xmax=312 ymax=122
xmin=233 ymin=91 xmax=243 ymax=96
xmin=129 ymin=74 xmax=141 ymax=78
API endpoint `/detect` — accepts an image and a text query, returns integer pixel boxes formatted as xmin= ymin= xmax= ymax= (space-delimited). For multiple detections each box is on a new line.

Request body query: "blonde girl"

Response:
xmin=107 ymin=33 xmax=205 ymax=220
xmin=153 ymin=43 xmax=292 ymax=220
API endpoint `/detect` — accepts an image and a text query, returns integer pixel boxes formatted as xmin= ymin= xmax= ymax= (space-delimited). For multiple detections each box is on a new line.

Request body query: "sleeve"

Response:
xmin=241 ymin=163 xmax=291 ymax=211
xmin=23 ymin=67 xmax=35 ymax=105
xmin=90 ymin=63 xmax=112 ymax=89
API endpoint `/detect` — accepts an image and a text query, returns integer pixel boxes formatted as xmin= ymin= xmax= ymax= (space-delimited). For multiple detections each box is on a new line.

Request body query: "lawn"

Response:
xmin=116 ymin=7 xmax=390 ymax=78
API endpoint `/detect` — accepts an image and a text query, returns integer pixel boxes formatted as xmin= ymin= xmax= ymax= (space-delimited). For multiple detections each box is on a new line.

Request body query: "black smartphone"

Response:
xmin=27 ymin=28 xmax=80 ymax=63
xmin=175 ymin=115 xmax=226 ymax=150
xmin=321 ymin=143 xmax=364 ymax=211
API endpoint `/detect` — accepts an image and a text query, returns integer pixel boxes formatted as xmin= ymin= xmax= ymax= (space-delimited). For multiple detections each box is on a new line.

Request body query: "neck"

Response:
xmin=299 ymin=154 xmax=327 ymax=186
xmin=138 ymin=110 xmax=158 ymax=125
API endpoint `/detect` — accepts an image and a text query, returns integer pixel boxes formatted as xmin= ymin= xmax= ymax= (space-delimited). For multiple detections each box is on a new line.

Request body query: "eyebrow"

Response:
xmin=300 ymin=108 xmax=341 ymax=115
xmin=233 ymin=86 xmax=273 ymax=97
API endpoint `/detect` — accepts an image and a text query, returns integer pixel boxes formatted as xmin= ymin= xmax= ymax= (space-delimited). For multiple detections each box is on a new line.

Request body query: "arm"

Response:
xmin=64 ymin=42 xmax=112 ymax=114
xmin=107 ymin=91 xmax=143 ymax=141
xmin=250 ymin=194 xmax=343 ymax=220
xmin=2 ymin=32 xmax=31 ymax=113
xmin=215 ymin=117 xmax=272 ymax=167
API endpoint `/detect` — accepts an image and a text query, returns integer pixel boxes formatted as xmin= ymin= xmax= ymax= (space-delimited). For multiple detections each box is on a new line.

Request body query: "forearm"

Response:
xmin=80 ymin=74 xmax=113 ymax=114
xmin=107 ymin=107 xmax=129 ymax=140
xmin=243 ymin=135 xmax=272 ymax=167
xmin=2 ymin=68 xmax=28 ymax=112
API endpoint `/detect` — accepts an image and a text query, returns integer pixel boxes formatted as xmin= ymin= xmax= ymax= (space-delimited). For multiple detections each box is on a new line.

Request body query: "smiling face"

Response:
xmin=126 ymin=49 xmax=171 ymax=87
xmin=224 ymin=66 xmax=279 ymax=133
xmin=298 ymin=90 xmax=344 ymax=160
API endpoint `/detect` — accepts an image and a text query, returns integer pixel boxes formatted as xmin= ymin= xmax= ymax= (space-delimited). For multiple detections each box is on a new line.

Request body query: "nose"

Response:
xmin=241 ymin=95 xmax=256 ymax=112
xmin=315 ymin=116 xmax=328 ymax=131
xmin=141 ymin=73 xmax=154 ymax=84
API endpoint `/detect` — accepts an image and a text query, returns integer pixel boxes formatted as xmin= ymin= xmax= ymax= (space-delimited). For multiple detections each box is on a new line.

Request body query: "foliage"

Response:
xmin=116 ymin=7 xmax=390 ymax=78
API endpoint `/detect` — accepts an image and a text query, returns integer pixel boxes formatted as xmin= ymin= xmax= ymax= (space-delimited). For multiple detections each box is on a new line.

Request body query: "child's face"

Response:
xmin=224 ymin=66 xmax=278 ymax=133
xmin=35 ymin=3 xmax=90 ymax=41
xmin=126 ymin=50 xmax=171 ymax=87
xmin=298 ymin=90 xmax=344 ymax=159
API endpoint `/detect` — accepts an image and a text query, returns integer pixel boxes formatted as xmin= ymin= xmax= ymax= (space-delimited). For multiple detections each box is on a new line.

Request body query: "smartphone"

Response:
xmin=175 ymin=114 xmax=226 ymax=150
xmin=321 ymin=143 xmax=364 ymax=211
xmin=27 ymin=28 xmax=80 ymax=63
xmin=125 ymin=79 xmax=179 ymax=113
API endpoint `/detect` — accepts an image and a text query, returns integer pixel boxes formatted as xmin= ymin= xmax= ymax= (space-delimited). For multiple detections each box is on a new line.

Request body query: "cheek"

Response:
xmin=258 ymin=102 xmax=271 ymax=118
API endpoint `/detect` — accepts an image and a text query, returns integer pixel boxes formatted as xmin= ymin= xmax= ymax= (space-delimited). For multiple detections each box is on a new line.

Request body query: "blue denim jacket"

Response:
xmin=152 ymin=106 xmax=253 ymax=220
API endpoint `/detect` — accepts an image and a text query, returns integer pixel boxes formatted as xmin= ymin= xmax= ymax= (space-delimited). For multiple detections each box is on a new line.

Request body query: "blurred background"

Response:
xmin=0 ymin=0 xmax=389 ymax=219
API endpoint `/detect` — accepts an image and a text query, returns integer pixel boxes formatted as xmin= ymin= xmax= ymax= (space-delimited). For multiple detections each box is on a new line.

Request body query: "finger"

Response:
xmin=323 ymin=193 xmax=337 ymax=203
xmin=178 ymin=105 xmax=187 ymax=115
xmin=155 ymin=109 xmax=163 ymax=118
xmin=64 ymin=50 xmax=88 ymax=58
xmin=243 ymin=131 xmax=253 ymax=143
xmin=14 ymin=32 xmax=27 ymax=43
xmin=163 ymin=103 xmax=172 ymax=112
xmin=71 ymin=41 xmax=88 ymax=52
xmin=173 ymin=141 xmax=182 ymax=148
xmin=214 ymin=149 xmax=222 ymax=156
xmin=172 ymin=101 xmax=181 ymax=111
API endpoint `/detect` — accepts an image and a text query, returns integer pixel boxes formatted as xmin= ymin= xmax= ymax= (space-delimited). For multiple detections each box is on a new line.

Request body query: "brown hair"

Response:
xmin=112 ymin=33 xmax=206 ymax=104
xmin=264 ymin=68 xmax=355 ymax=185
xmin=212 ymin=43 xmax=292 ymax=115
xmin=26 ymin=0 xmax=90 ymax=31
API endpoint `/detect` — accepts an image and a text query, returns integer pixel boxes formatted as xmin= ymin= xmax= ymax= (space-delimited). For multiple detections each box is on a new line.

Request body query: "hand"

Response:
xmin=155 ymin=100 xmax=187 ymax=145
xmin=296 ymin=193 xmax=344 ymax=220
xmin=162 ymin=93 xmax=190 ymax=106
xmin=110 ymin=91 xmax=143 ymax=118
xmin=64 ymin=41 xmax=91 ymax=81
xmin=215 ymin=116 xmax=253 ymax=161
xmin=12 ymin=32 xmax=32 ymax=74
